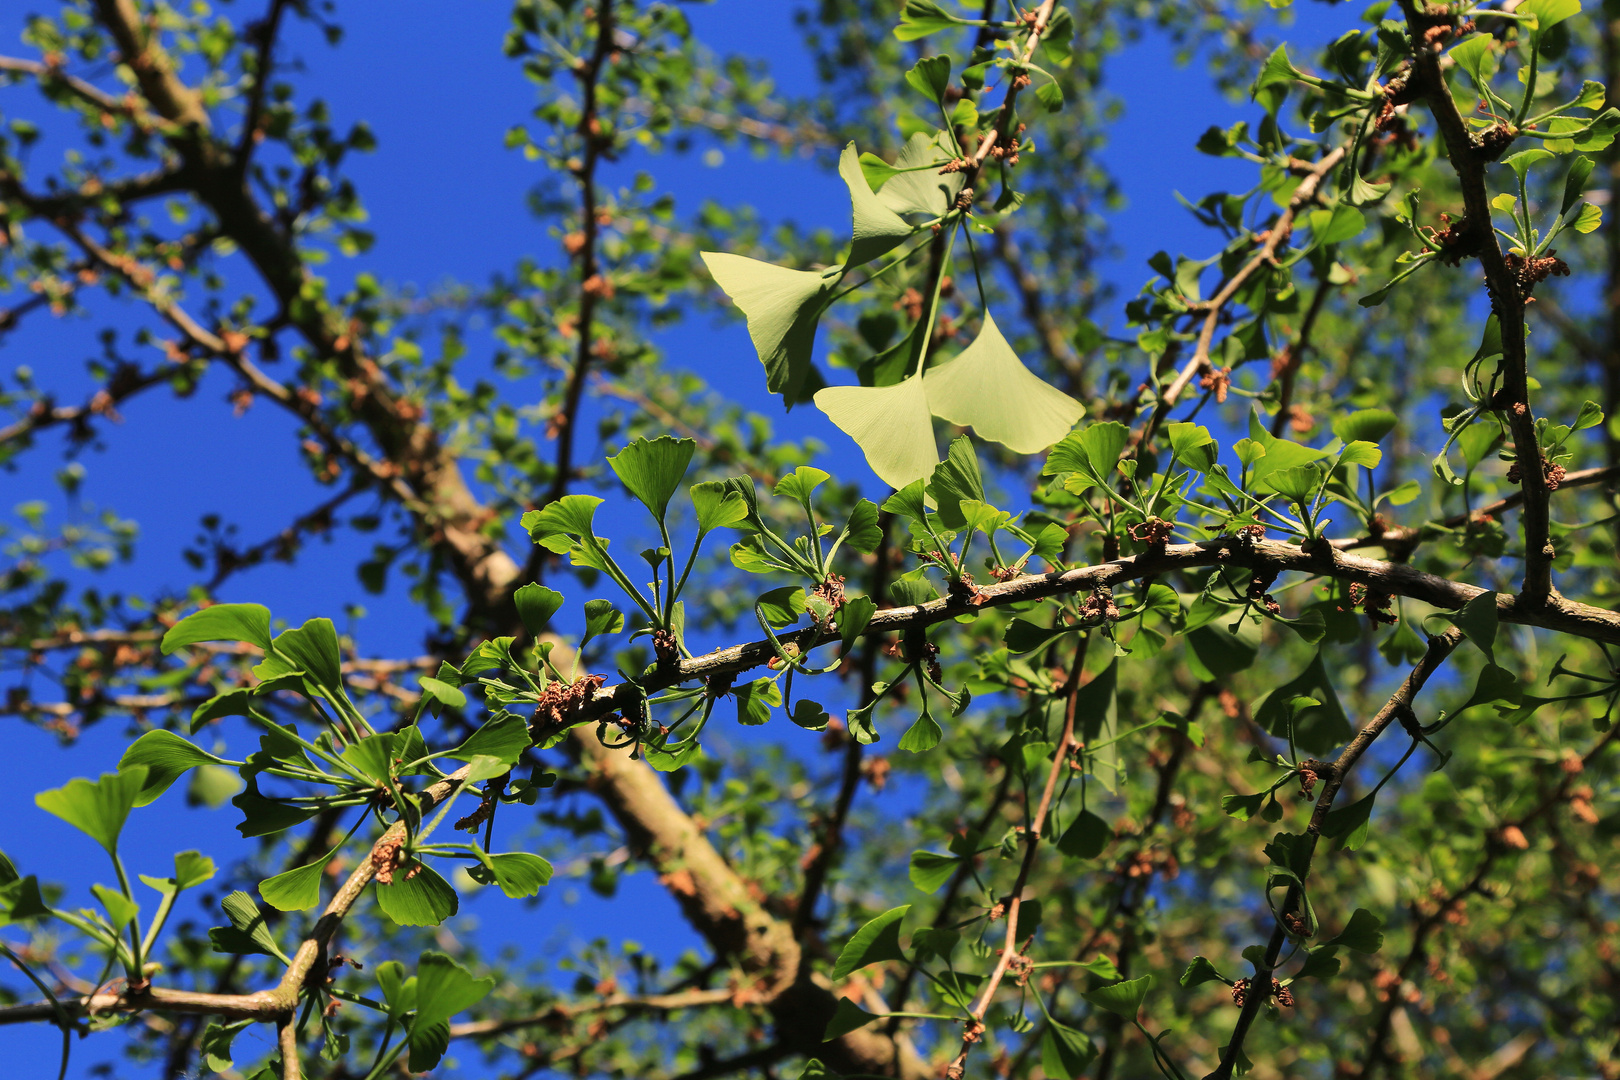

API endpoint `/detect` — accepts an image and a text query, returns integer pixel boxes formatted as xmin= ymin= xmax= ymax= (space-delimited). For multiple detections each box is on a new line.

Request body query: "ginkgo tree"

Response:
xmin=2 ymin=1 xmax=1620 ymax=1079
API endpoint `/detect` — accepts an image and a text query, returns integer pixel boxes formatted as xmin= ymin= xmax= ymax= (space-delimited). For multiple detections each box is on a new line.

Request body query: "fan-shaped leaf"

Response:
xmin=608 ymin=436 xmax=696 ymax=522
xmin=35 ymin=768 xmax=149 ymax=855
xmin=377 ymin=861 xmax=459 ymax=927
xmin=839 ymin=142 xmax=914 ymax=268
xmin=815 ymin=376 xmax=940 ymax=489
xmin=923 ymin=314 xmax=1082 ymax=454
xmin=877 ymin=131 xmax=964 ymax=216
xmin=701 ymin=251 xmax=840 ymax=405
xmin=119 ymin=731 xmax=230 ymax=807
xmin=484 ymin=852 xmax=553 ymax=898
xmin=161 ymin=603 xmax=273 ymax=654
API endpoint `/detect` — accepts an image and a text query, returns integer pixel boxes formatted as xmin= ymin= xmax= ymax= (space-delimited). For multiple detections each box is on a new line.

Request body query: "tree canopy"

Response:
xmin=2 ymin=2 xmax=1619 ymax=1079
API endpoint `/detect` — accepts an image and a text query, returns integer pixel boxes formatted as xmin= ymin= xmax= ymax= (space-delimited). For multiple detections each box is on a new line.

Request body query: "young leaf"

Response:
xmin=1321 ymin=791 xmax=1376 ymax=850
xmin=1056 ymin=809 xmax=1112 ymax=860
xmin=894 ymin=1 xmax=963 ymax=42
xmin=161 ymin=603 xmax=273 ymax=654
xmin=377 ymin=861 xmax=459 ymax=927
xmin=1323 ymin=907 xmax=1385 ymax=953
xmin=583 ymin=599 xmax=625 ymax=642
xmin=838 ymin=595 xmax=877 ymax=655
xmin=926 ymin=436 xmax=985 ymax=530
xmin=1041 ymin=1022 xmax=1097 ymax=1080
xmin=839 ymin=142 xmax=916 ymax=268
xmin=832 ymin=904 xmax=911 ymax=979
xmin=524 ymin=495 xmax=604 ymax=549
xmin=513 ymin=583 xmax=565 ymax=635
xmin=259 ymin=855 xmax=332 ymax=912
xmin=1082 ymin=974 xmax=1153 ymax=1019
xmin=824 ymin=996 xmax=882 ymax=1040
xmin=897 ymin=710 xmax=943 ymax=753
xmin=485 ymin=852 xmax=553 ymax=898
xmin=92 ymin=882 xmax=138 ymax=927
xmin=904 ymin=55 xmax=951 ymax=103
xmin=1519 ymin=0 xmax=1580 ymax=31
xmin=449 ymin=714 xmax=532 ymax=767
xmin=814 ymin=376 xmax=941 ymax=490
xmin=1445 ymin=591 xmax=1498 ymax=662
xmin=701 ymin=252 xmax=840 ymax=405
xmin=1254 ymin=653 xmax=1352 ymax=754
xmin=736 ymin=677 xmax=781 ymax=726
xmin=790 ymin=699 xmax=832 ymax=730
xmin=923 ymin=314 xmax=1083 ymax=454
xmin=841 ymin=499 xmax=883 ymax=554
xmin=35 ymin=768 xmax=150 ymax=855
xmin=1331 ymin=408 xmax=1398 ymax=444
xmin=409 ymin=951 xmax=495 ymax=1071
xmin=419 ymin=675 xmax=467 ymax=710
xmin=876 ymin=131 xmax=965 ymax=216
xmin=264 ymin=618 xmax=347 ymax=701
xmin=775 ymin=466 xmax=831 ymax=508
xmin=211 ymin=890 xmax=288 ymax=962
xmin=881 ymin=479 xmax=931 ymax=524
xmin=608 ymin=436 xmax=697 ymax=522
xmin=119 ymin=730 xmax=230 ymax=807
xmin=908 ymin=850 xmax=960 ymax=892
xmin=757 ymin=586 xmax=807 ymax=629
xmin=1448 ymin=33 xmax=1495 ymax=88
xmin=1180 ymin=956 xmax=1229 ymax=988
xmin=691 ymin=481 xmax=751 ymax=534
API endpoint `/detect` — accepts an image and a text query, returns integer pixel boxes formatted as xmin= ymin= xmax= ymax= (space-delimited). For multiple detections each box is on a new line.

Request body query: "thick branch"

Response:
xmin=1399 ymin=2 xmax=1551 ymax=598
xmin=561 ymin=536 xmax=1620 ymax=738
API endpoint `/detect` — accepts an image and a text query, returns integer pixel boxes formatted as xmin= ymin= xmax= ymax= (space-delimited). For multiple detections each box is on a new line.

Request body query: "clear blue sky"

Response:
xmin=1 ymin=2 xmax=1350 ymax=1074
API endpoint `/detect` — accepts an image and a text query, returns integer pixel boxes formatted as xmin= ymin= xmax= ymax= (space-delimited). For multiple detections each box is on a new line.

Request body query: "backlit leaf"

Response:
xmin=923 ymin=314 xmax=1083 ymax=454
xmin=702 ymin=251 xmax=840 ymax=405
xmin=814 ymin=376 xmax=940 ymax=490
xmin=161 ymin=603 xmax=272 ymax=654
xmin=608 ymin=435 xmax=696 ymax=522
xmin=833 ymin=904 xmax=910 ymax=979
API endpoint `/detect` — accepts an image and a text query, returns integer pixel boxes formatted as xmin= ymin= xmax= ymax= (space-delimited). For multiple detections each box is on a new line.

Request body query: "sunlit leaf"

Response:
xmin=923 ymin=314 xmax=1083 ymax=454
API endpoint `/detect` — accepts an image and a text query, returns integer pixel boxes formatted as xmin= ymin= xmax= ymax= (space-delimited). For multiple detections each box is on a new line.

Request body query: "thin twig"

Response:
xmin=1208 ymin=629 xmax=1462 ymax=1079
xmin=947 ymin=638 xmax=1088 ymax=1076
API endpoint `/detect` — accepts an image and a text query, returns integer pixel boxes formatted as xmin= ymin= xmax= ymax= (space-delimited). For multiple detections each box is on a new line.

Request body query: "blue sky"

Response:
xmin=1 ymin=1 xmax=1356 ymax=1073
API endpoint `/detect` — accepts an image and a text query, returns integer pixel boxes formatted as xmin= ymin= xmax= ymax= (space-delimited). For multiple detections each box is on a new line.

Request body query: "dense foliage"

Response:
xmin=2 ymin=2 xmax=1619 ymax=1079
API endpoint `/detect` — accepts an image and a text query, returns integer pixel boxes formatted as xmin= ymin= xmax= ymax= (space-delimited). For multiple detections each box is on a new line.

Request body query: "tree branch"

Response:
xmin=545 ymin=0 xmax=617 ymax=510
xmin=561 ymin=536 xmax=1620 ymax=740
xmin=1399 ymin=1 xmax=1552 ymax=599
xmin=948 ymin=637 xmax=1088 ymax=1077
xmin=1206 ymin=628 xmax=1462 ymax=1079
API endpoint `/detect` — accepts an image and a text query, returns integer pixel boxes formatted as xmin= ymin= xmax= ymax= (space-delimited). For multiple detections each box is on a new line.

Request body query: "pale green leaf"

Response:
xmin=923 ymin=314 xmax=1083 ymax=454
xmin=840 ymin=142 xmax=915 ymax=268
xmin=701 ymin=251 xmax=839 ymax=404
xmin=814 ymin=376 xmax=940 ymax=489
xmin=35 ymin=768 xmax=149 ymax=855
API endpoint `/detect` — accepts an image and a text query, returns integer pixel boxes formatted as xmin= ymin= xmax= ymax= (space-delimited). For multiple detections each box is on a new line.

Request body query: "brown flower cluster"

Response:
xmin=1504 ymin=251 xmax=1570 ymax=298
xmin=1231 ymin=977 xmax=1292 ymax=1008
xmin=1129 ymin=516 xmax=1173 ymax=547
xmin=1079 ymin=586 xmax=1120 ymax=624
xmin=1199 ymin=365 xmax=1233 ymax=403
xmin=532 ymin=672 xmax=607 ymax=732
